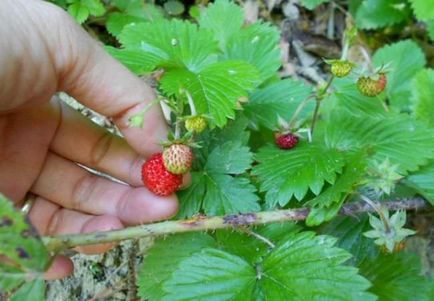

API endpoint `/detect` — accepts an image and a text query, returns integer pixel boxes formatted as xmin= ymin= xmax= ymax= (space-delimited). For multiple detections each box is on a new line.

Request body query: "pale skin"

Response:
xmin=0 ymin=0 xmax=182 ymax=279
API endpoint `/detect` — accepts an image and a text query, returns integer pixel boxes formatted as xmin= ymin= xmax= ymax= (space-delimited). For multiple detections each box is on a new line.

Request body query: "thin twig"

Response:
xmin=239 ymin=227 xmax=276 ymax=248
xmin=42 ymin=198 xmax=429 ymax=252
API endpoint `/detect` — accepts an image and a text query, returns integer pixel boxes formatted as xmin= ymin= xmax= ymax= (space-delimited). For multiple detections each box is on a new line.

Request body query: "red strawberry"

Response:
xmin=163 ymin=144 xmax=193 ymax=174
xmin=142 ymin=153 xmax=182 ymax=196
xmin=275 ymin=133 xmax=299 ymax=149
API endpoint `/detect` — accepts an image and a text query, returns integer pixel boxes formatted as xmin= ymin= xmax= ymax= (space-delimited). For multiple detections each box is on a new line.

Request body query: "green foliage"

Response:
xmin=411 ymin=69 xmax=434 ymax=126
xmin=359 ymin=252 xmax=432 ymax=301
xmin=409 ymin=0 xmax=434 ymax=21
xmin=138 ymin=227 xmax=375 ymax=301
xmin=253 ymin=141 xmax=347 ymax=207
xmin=404 ymin=161 xmax=434 ymax=205
xmin=355 ymin=0 xmax=411 ymax=29
xmin=298 ymin=0 xmax=330 ymax=10
xmin=0 ymin=194 xmax=48 ymax=298
xmin=66 ymin=0 xmax=105 ymax=24
xmin=372 ymin=40 xmax=426 ymax=110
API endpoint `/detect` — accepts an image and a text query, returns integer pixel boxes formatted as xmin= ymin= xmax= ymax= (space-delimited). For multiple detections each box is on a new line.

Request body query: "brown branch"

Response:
xmin=42 ymin=198 xmax=430 ymax=252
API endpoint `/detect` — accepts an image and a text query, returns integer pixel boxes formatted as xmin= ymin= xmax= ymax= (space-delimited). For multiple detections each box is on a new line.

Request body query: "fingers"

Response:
xmin=28 ymin=196 xmax=122 ymax=254
xmin=31 ymin=153 xmax=179 ymax=225
xmin=44 ymin=255 xmax=74 ymax=280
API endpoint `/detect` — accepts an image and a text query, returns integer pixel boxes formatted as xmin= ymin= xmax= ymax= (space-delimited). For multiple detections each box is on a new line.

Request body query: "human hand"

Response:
xmin=0 ymin=0 xmax=179 ymax=279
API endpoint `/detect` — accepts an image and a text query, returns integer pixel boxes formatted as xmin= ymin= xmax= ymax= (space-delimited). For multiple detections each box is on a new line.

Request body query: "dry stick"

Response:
xmin=42 ymin=198 xmax=429 ymax=252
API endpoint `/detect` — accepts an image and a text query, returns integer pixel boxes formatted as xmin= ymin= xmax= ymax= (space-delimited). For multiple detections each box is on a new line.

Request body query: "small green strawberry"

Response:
xmin=357 ymin=72 xmax=387 ymax=97
xmin=163 ymin=143 xmax=193 ymax=174
xmin=330 ymin=60 xmax=354 ymax=78
xmin=185 ymin=116 xmax=207 ymax=133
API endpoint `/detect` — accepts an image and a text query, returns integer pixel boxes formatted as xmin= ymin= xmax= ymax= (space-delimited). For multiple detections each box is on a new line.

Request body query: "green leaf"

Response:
xmin=163 ymin=248 xmax=256 ymax=301
xmin=105 ymin=46 xmax=160 ymax=74
xmin=0 ymin=194 xmax=49 ymax=292
xmin=261 ymin=231 xmax=375 ymax=301
xmin=411 ymin=69 xmax=434 ymax=126
xmin=355 ymin=0 xmax=411 ymax=29
xmin=409 ymin=0 xmax=434 ymax=21
xmin=224 ymin=22 xmax=281 ymax=83
xmin=106 ymin=13 xmax=148 ymax=37
xmin=119 ymin=20 xmax=219 ymax=72
xmin=163 ymin=0 xmax=185 ymax=16
xmin=404 ymin=161 xmax=434 ymax=205
xmin=82 ymin=0 xmax=105 ymax=16
xmin=306 ymin=153 xmax=367 ymax=226
xmin=162 ymin=61 xmax=260 ymax=127
xmin=244 ymin=79 xmax=313 ymax=130
xmin=373 ymin=40 xmax=426 ymax=110
xmin=359 ymin=252 xmax=432 ymax=301
xmin=67 ymin=2 xmax=89 ymax=24
xmin=253 ymin=142 xmax=346 ymax=207
xmin=428 ymin=20 xmax=434 ymax=41
xmin=137 ymin=233 xmax=215 ymax=301
xmin=320 ymin=216 xmax=379 ymax=264
xmin=199 ymin=0 xmax=244 ymax=51
xmin=319 ymin=114 xmax=434 ymax=174
xmin=299 ymin=0 xmax=330 ymax=10
xmin=177 ymin=172 xmax=206 ymax=218
xmin=10 ymin=280 xmax=45 ymax=301
xmin=205 ymin=142 xmax=253 ymax=174
xmin=203 ymin=174 xmax=260 ymax=215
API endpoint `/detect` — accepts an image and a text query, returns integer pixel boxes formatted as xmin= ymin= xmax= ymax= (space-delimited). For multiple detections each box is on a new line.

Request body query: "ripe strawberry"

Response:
xmin=275 ymin=133 xmax=299 ymax=149
xmin=185 ymin=116 xmax=207 ymax=133
xmin=142 ymin=153 xmax=182 ymax=196
xmin=163 ymin=144 xmax=193 ymax=174
xmin=330 ymin=60 xmax=354 ymax=78
xmin=357 ymin=73 xmax=387 ymax=97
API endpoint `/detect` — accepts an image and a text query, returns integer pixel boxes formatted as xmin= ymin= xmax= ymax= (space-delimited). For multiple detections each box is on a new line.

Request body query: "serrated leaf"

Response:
xmin=359 ymin=252 xmax=432 ymax=301
xmin=137 ymin=233 xmax=215 ymax=301
xmin=409 ymin=0 xmax=434 ymax=21
xmin=299 ymin=0 xmax=330 ymax=10
xmin=203 ymin=174 xmax=260 ymax=215
xmin=253 ymin=142 xmax=346 ymax=207
xmin=306 ymin=153 xmax=367 ymax=226
xmin=224 ymin=22 xmax=281 ymax=83
xmin=373 ymin=40 xmax=426 ymax=110
xmin=163 ymin=248 xmax=255 ymax=301
xmin=163 ymin=61 xmax=259 ymax=127
xmin=119 ymin=20 xmax=219 ymax=72
xmin=404 ymin=161 xmax=434 ymax=205
xmin=67 ymin=2 xmax=89 ymax=24
xmin=355 ymin=0 xmax=411 ymax=29
xmin=411 ymin=69 xmax=434 ymax=126
xmin=261 ymin=231 xmax=375 ymax=301
xmin=320 ymin=216 xmax=379 ymax=264
xmin=244 ymin=79 xmax=313 ymax=130
xmin=319 ymin=114 xmax=434 ymax=174
xmin=105 ymin=46 xmax=160 ymax=74
xmin=199 ymin=0 xmax=244 ymax=51
xmin=106 ymin=13 xmax=148 ymax=37
xmin=82 ymin=0 xmax=105 ymax=16
xmin=10 ymin=280 xmax=45 ymax=301
xmin=205 ymin=141 xmax=253 ymax=174
xmin=177 ymin=172 xmax=206 ymax=218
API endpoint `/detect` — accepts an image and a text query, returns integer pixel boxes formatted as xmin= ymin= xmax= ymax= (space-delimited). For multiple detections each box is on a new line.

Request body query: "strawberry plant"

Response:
xmin=2 ymin=0 xmax=434 ymax=300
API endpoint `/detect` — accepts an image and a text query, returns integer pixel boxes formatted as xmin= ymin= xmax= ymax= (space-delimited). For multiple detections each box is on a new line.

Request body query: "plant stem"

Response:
xmin=310 ymin=75 xmax=334 ymax=136
xmin=185 ymin=90 xmax=197 ymax=116
xmin=42 ymin=198 xmax=429 ymax=252
xmin=288 ymin=94 xmax=315 ymax=128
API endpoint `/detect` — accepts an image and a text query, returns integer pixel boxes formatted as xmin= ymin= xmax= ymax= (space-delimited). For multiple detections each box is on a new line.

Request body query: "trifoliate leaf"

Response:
xmin=319 ymin=114 xmax=434 ymax=174
xmin=373 ymin=40 xmax=426 ymax=110
xmin=119 ymin=20 xmax=219 ymax=72
xmin=261 ymin=231 xmax=375 ymax=301
xmin=168 ymin=61 xmax=260 ymax=127
xmin=404 ymin=161 xmax=434 ymax=205
xmin=199 ymin=0 xmax=244 ymax=51
xmin=10 ymin=280 xmax=45 ymax=301
xmin=67 ymin=2 xmax=89 ymax=24
xmin=224 ymin=22 xmax=281 ymax=83
xmin=320 ymin=216 xmax=379 ymax=264
xmin=355 ymin=0 xmax=411 ymax=29
xmin=163 ymin=248 xmax=256 ymax=301
xmin=244 ymin=79 xmax=313 ymax=130
xmin=359 ymin=252 xmax=432 ymax=301
xmin=205 ymin=142 xmax=253 ymax=174
xmin=0 ymin=194 xmax=49 ymax=292
xmin=203 ymin=174 xmax=260 ymax=215
xmin=298 ymin=0 xmax=330 ymax=10
xmin=411 ymin=69 xmax=434 ymax=126
xmin=253 ymin=141 xmax=346 ymax=207
xmin=105 ymin=46 xmax=160 ymax=74
xmin=137 ymin=233 xmax=216 ymax=301
xmin=306 ymin=153 xmax=367 ymax=226
xmin=409 ymin=0 xmax=434 ymax=21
